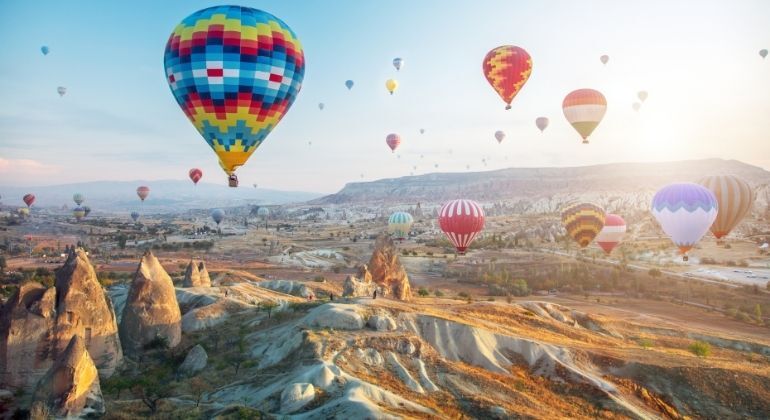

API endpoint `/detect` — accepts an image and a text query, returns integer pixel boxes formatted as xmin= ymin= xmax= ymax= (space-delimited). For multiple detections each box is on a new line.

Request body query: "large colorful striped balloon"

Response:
xmin=164 ymin=6 xmax=305 ymax=179
xmin=561 ymin=203 xmax=605 ymax=248
xmin=562 ymin=89 xmax=607 ymax=143
xmin=386 ymin=133 xmax=401 ymax=152
xmin=388 ymin=211 xmax=414 ymax=241
xmin=697 ymin=175 xmax=754 ymax=240
xmin=482 ymin=46 xmax=532 ymax=110
xmin=651 ymin=183 xmax=718 ymax=259
xmin=136 ymin=186 xmax=150 ymax=202
xmin=595 ymin=214 xmax=626 ymax=254
xmin=73 ymin=207 xmax=86 ymax=221
xmin=439 ymin=199 xmax=485 ymax=255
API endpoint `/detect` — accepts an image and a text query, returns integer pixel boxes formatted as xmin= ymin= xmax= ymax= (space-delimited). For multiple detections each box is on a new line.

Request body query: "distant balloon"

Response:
xmin=697 ymin=175 xmax=754 ymax=240
xmin=211 ymin=208 xmax=225 ymax=226
xmin=73 ymin=207 xmax=86 ymax=221
xmin=83 ymin=206 xmax=91 ymax=217
xmin=308 ymin=141 xmax=312 ymax=146
xmin=535 ymin=117 xmax=549 ymax=132
xmin=483 ymin=45 xmax=532 ymax=110
xmin=18 ymin=207 xmax=30 ymax=217
xmin=386 ymin=133 xmax=401 ymax=152
xmin=257 ymin=207 xmax=269 ymax=217
xmin=73 ymin=193 xmax=84 ymax=206
xmin=345 ymin=80 xmax=354 ymax=90
xmin=253 ymin=183 xmax=258 ymax=188
xmin=595 ymin=214 xmax=626 ymax=254
xmin=434 ymin=163 xmax=438 ymax=168
xmin=136 ymin=186 xmax=150 ymax=202
xmin=189 ymin=168 xmax=203 ymax=185
xmin=600 ymin=55 xmax=609 ymax=65
xmin=130 ymin=211 xmax=140 ymax=222
xmin=494 ymin=130 xmax=505 ymax=144
xmin=388 ymin=211 xmax=414 ymax=241
xmin=392 ymin=57 xmax=404 ymax=71
xmin=23 ymin=194 xmax=35 ymax=208
xmin=632 ymin=102 xmax=641 ymax=112
xmin=41 ymin=46 xmax=50 ymax=55
xmin=57 ymin=87 xmax=66 ymax=97
xmin=318 ymin=102 xmax=325 ymax=110
xmin=164 ymin=6 xmax=304 ymax=183
xmin=760 ymin=49 xmax=768 ymax=59
xmin=561 ymin=203 xmax=606 ymax=248
xmin=420 ymin=128 xmax=425 ymax=134
xmin=562 ymin=89 xmax=607 ymax=144
xmin=439 ymin=199 xmax=485 ymax=255
xmin=637 ymin=91 xmax=648 ymax=102
xmin=651 ymin=183 xmax=718 ymax=260
xmin=385 ymin=79 xmax=398 ymax=95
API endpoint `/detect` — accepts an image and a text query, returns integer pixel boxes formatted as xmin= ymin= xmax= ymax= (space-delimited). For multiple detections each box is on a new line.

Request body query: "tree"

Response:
xmin=117 ymin=233 xmax=127 ymax=250
xmin=434 ymin=289 xmax=444 ymax=297
xmin=688 ymin=340 xmax=711 ymax=358
xmin=259 ymin=300 xmax=279 ymax=319
xmin=131 ymin=367 xmax=173 ymax=415
xmin=0 ymin=255 xmax=6 ymax=271
xmin=189 ymin=376 xmax=212 ymax=407
xmin=417 ymin=287 xmax=429 ymax=297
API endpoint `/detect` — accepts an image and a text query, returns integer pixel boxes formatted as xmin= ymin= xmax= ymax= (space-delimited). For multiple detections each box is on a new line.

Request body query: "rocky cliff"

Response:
xmin=367 ymin=236 xmax=412 ymax=300
xmin=119 ymin=251 xmax=182 ymax=356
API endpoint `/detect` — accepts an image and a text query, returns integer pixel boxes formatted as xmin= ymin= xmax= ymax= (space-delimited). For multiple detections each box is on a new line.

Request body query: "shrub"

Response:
xmin=688 ymin=340 xmax=711 ymax=357
xmin=638 ymin=338 xmax=654 ymax=349
xmin=434 ymin=289 xmax=444 ymax=297
xmin=417 ymin=287 xmax=429 ymax=297
xmin=457 ymin=291 xmax=470 ymax=299
xmin=313 ymin=275 xmax=325 ymax=282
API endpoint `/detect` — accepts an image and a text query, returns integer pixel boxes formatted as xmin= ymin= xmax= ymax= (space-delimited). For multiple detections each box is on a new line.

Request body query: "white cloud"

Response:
xmin=0 ymin=157 xmax=61 ymax=176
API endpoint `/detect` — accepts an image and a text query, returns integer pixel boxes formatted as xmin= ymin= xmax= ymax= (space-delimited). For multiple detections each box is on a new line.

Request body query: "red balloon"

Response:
xmin=482 ymin=45 xmax=532 ymax=110
xmin=386 ymin=133 xmax=401 ymax=152
xmin=189 ymin=168 xmax=203 ymax=185
xmin=438 ymin=199 xmax=485 ymax=255
xmin=136 ymin=186 xmax=150 ymax=202
xmin=23 ymin=193 xmax=35 ymax=208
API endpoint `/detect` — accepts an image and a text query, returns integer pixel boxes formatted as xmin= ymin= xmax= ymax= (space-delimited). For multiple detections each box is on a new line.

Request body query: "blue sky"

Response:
xmin=1 ymin=0 xmax=769 ymax=193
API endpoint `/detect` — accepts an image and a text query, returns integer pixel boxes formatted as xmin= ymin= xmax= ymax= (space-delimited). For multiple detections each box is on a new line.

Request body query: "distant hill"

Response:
xmin=0 ymin=180 xmax=321 ymax=213
xmin=314 ymin=159 xmax=770 ymax=206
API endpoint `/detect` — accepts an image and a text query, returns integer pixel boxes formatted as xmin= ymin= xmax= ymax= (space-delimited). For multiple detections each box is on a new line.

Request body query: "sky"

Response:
xmin=1 ymin=0 xmax=769 ymax=194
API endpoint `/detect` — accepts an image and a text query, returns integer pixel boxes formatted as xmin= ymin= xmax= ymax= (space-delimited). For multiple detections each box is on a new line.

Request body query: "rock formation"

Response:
xmin=0 ymin=249 xmax=121 ymax=396
xmin=119 ymin=251 xmax=182 ymax=356
xmin=341 ymin=265 xmax=378 ymax=298
xmin=280 ymin=383 xmax=315 ymax=413
xmin=183 ymin=259 xmax=212 ymax=288
xmin=32 ymin=335 xmax=104 ymax=418
xmin=178 ymin=344 xmax=208 ymax=377
xmin=366 ymin=235 xmax=412 ymax=300
xmin=197 ymin=261 xmax=211 ymax=286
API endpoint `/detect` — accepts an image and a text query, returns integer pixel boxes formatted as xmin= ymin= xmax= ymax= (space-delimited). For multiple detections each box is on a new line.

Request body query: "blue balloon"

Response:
xmin=130 ymin=211 xmax=140 ymax=222
xmin=345 ymin=80 xmax=354 ymax=90
xmin=41 ymin=46 xmax=50 ymax=55
xmin=211 ymin=208 xmax=225 ymax=225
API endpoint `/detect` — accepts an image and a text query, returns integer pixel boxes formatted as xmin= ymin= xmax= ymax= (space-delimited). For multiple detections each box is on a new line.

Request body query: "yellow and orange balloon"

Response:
xmin=562 ymin=89 xmax=607 ymax=144
xmin=561 ymin=203 xmax=606 ymax=248
xmin=482 ymin=45 xmax=532 ymax=110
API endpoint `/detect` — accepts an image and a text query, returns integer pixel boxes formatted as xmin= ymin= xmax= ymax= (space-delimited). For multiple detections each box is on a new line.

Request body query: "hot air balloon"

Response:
xmin=83 ymin=206 xmax=91 ymax=217
xmin=562 ymin=89 xmax=607 ymax=144
xmin=494 ymin=130 xmax=505 ymax=144
xmin=632 ymin=102 xmax=641 ymax=112
xmin=73 ymin=207 xmax=86 ymax=221
xmin=760 ymin=49 xmax=768 ymax=59
xmin=257 ymin=207 xmax=269 ymax=218
xmin=189 ymin=168 xmax=203 ymax=185
xmin=18 ymin=207 xmax=30 ymax=217
xmin=600 ymin=55 xmax=609 ymax=65
xmin=561 ymin=203 xmax=605 ymax=248
xmin=385 ymin=79 xmax=398 ymax=95
xmin=386 ymin=133 xmax=401 ymax=152
xmin=211 ymin=208 xmax=225 ymax=226
xmin=697 ymin=175 xmax=754 ymax=241
xmin=595 ymin=214 xmax=626 ymax=255
xmin=439 ymin=199 xmax=485 ymax=255
xmin=651 ymin=183 xmax=718 ymax=261
xmin=535 ymin=117 xmax=549 ymax=132
xmin=393 ymin=57 xmax=404 ymax=71
xmin=73 ymin=193 xmax=84 ymax=206
xmin=637 ymin=91 xmax=648 ymax=102
xmin=253 ymin=183 xmax=258 ymax=188
xmin=388 ymin=211 xmax=413 ymax=241
xmin=420 ymin=128 xmax=425 ymax=134
xmin=163 ymin=6 xmax=305 ymax=186
xmin=23 ymin=194 xmax=35 ymax=208
xmin=130 ymin=211 xmax=140 ymax=222
xmin=318 ymin=103 xmax=325 ymax=110
xmin=345 ymin=80 xmax=354 ymax=90
xmin=482 ymin=45 xmax=532 ymax=110
xmin=136 ymin=186 xmax=150 ymax=202
xmin=41 ymin=46 xmax=50 ymax=55
xmin=57 ymin=87 xmax=66 ymax=97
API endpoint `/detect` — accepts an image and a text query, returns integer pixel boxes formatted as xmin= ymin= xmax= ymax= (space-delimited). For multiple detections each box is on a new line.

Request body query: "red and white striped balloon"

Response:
xmin=438 ymin=199 xmax=485 ymax=255
xmin=386 ymin=133 xmax=401 ymax=152
xmin=595 ymin=213 xmax=626 ymax=255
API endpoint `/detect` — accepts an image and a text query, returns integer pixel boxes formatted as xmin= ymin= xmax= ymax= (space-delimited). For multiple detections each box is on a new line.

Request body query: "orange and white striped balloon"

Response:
xmin=697 ymin=175 xmax=755 ymax=240
xmin=562 ymin=89 xmax=607 ymax=144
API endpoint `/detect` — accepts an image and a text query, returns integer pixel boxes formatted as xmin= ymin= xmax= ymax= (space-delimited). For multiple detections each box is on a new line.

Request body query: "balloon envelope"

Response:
xmin=41 ymin=46 xmax=50 ymax=55
xmin=697 ymin=175 xmax=754 ymax=239
xmin=130 ymin=211 xmax=140 ymax=222
xmin=600 ymin=55 xmax=609 ymax=65
xmin=632 ymin=102 xmax=641 ymax=112
xmin=73 ymin=193 xmax=84 ymax=206
xmin=760 ymin=49 xmax=768 ymax=59
xmin=136 ymin=186 xmax=150 ymax=202
xmin=595 ymin=214 xmax=626 ymax=254
xmin=23 ymin=194 xmax=35 ymax=207
xmin=439 ymin=199 xmax=485 ymax=255
xmin=419 ymin=128 xmax=425 ymax=134
xmin=494 ymin=130 xmax=505 ymax=143
xmin=57 ymin=87 xmax=66 ymax=97
xmin=386 ymin=133 xmax=401 ymax=152
xmin=561 ymin=203 xmax=605 ymax=248
xmin=163 ymin=6 xmax=305 ymax=177
xmin=18 ymin=207 xmax=30 ymax=217
xmin=73 ymin=207 xmax=86 ymax=221
xmin=257 ymin=207 xmax=269 ymax=217
xmin=535 ymin=117 xmax=549 ymax=132
xmin=385 ymin=79 xmax=398 ymax=95
xmin=388 ymin=211 xmax=414 ymax=241
xmin=483 ymin=45 xmax=532 ymax=110
xmin=211 ymin=208 xmax=225 ymax=225
xmin=651 ymin=183 xmax=718 ymax=256
xmin=562 ymin=89 xmax=607 ymax=143
xmin=637 ymin=91 xmax=648 ymax=102
xmin=318 ymin=103 xmax=324 ymax=110
xmin=345 ymin=80 xmax=354 ymax=90
xmin=392 ymin=57 xmax=404 ymax=71
xmin=189 ymin=168 xmax=203 ymax=185
xmin=83 ymin=206 xmax=91 ymax=217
